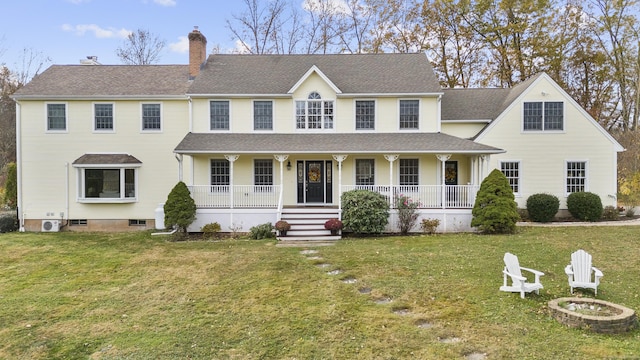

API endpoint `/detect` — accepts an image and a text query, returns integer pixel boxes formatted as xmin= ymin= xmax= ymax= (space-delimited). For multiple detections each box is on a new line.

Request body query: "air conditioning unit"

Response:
xmin=42 ymin=220 xmax=60 ymax=232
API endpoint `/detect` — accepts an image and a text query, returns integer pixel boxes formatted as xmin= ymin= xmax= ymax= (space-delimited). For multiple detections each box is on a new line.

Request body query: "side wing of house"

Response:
xmin=13 ymin=66 xmax=191 ymax=232
xmin=474 ymin=73 xmax=624 ymax=210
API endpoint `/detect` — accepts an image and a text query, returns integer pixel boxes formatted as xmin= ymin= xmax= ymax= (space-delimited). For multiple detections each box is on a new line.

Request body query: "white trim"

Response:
xmin=521 ymin=100 xmax=565 ymax=133
xmin=442 ymin=119 xmax=492 ymax=123
xmin=44 ymin=102 xmax=68 ymax=133
xmin=76 ymin=167 xmax=139 ymax=202
xmin=140 ymin=102 xmax=163 ymax=133
xmin=288 ymin=65 xmax=342 ymax=94
xmin=208 ymin=99 xmax=232 ymax=132
xmin=499 ymin=160 xmax=522 ymax=197
xmin=398 ymin=98 xmax=421 ymax=131
xmin=476 ymin=73 xmax=624 ymax=152
xmin=354 ymin=99 xmax=377 ymax=131
xmin=252 ymin=99 xmax=275 ymax=132
xmin=337 ymin=92 xmax=443 ymax=98
xmin=92 ymin=102 xmax=116 ymax=133
xmin=564 ymin=159 xmax=589 ymax=196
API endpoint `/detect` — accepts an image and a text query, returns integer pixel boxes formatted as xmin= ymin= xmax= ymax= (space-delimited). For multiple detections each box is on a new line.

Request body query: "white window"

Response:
xmin=295 ymin=92 xmax=334 ymax=130
xmin=210 ymin=100 xmax=230 ymax=130
xmin=46 ymin=103 xmax=67 ymax=131
xmin=399 ymin=100 xmax=419 ymax=129
xmin=141 ymin=103 xmax=162 ymax=131
xmin=211 ymin=159 xmax=230 ymax=187
xmin=79 ymin=168 xmax=137 ymax=202
xmin=94 ymin=103 xmax=114 ymax=131
xmin=253 ymin=101 xmax=273 ymax=130
xmin=399 ymin=158 xmax=419 ymax=191
xmin=254 ymin=159 xmax=273 ymax=192
xmin=500 ymin=161 xmax=520 ymax=195
xmin=355 ymin=100 xmax=375 ymax=130
xmin=523 ymin=101 xmax=563 ymax=131
xmin=566 ymin=161 xmax=587 ymax=194
xmin=356 ymin=159 xmax=375 ymax=186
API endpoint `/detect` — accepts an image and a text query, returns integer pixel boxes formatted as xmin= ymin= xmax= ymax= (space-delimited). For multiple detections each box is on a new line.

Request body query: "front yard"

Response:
xmin=1 ymin=227 xmax=639 ymax=359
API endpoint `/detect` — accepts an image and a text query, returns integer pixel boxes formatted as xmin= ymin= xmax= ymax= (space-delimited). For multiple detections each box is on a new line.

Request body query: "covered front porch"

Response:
xmin=174 ymin=132 xmax=504 ymax=233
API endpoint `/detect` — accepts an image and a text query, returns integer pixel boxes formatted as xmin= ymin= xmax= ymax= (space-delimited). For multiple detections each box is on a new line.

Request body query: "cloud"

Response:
xmin=169 ymin=36 xmax=189 ymax=53
xmin=154 ymin=0 xmax=176 ymax=6
xmin=62 ymin=24 xmax=131 ymax=39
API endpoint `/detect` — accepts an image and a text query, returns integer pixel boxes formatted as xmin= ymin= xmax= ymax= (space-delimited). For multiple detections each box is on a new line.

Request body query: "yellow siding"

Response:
xmin=19 ymin=99 xmax=190 ymax=223
xmin=478 ymin=78 xmax=618 ymax=208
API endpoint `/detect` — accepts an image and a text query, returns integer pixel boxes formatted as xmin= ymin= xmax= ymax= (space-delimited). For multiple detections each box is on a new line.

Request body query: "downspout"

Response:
xmin=15 ymin=100 xmax=25 ymax=232
xmin=175 ymin=154 xmax=183 ymax=182
xmin=64 ymin=162 xmax=69 ymax=228
xmin=188 ymin=97 xmax=193 ymax=133
xmin=437 ymin=94 xmax=442 ymax=133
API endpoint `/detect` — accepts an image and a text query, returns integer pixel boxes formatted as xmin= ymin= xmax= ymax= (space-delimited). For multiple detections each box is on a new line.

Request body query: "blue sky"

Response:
xmin=0 ymin=0 xmax=247 ymax=68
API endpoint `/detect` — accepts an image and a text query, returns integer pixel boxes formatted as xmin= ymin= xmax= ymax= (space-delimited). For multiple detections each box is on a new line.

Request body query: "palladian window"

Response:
xmin=296 ymin=92 xmax=334 ymax=130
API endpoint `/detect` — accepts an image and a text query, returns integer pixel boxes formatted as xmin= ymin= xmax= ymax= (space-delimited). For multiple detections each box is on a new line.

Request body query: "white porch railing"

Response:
xmin=188 ymin=185 xmax=281 ymax=208
xmin=188 ymin=184 xmax=478 ymax=209
xmin=341 ymin=185 xmax=479 ymax=209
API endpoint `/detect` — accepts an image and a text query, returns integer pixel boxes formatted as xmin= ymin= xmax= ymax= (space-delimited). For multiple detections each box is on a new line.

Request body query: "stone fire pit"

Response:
xmin=548 ymin=297 xmax=637 ymax=334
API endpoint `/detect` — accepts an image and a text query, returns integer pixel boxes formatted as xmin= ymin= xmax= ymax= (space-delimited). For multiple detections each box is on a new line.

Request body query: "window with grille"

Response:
xmin=210 ymin=101 xmax=229 ymax=130
xmin=94 ymin=103 xmax=114 ymax=131
xmin=295 ymin=92 xmax=334 ymax=130
xmin=523 ymin=101 xmax=563 ymax=131
xmin=355 ymin=100 xmax=375 ymax=130
xmin=566 ymin=161 xmax=586 ymax=194
xmin=356 ymin=159 xmax=375 ymax=186
xmin=254 ymin=101 xmax=273 ymax=130
xmin=500 ymin=161 xmax=520 ymax=194
xmin=254 ymin=159 xmax=273 ymax=190
xmin=399 ymin=159 xmax=419 ymax=191
xmin=142 ymin=103 xmax=161 ymax=131
xmin=399 ymin=100 xmax=419 ymax=129
xmin=47 ymin=103 xmax=67 ymax=131
xmin=210 ymin=159 xmax=230 ymax=188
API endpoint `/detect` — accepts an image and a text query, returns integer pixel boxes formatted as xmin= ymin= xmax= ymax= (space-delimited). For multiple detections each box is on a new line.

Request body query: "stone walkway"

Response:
xmin=299 ymin=248 xmax=488 ymax=360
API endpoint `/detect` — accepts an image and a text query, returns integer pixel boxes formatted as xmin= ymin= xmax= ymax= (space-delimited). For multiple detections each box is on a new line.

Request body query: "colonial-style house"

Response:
xmin=12 ymin=28 xmax=624 ymax=237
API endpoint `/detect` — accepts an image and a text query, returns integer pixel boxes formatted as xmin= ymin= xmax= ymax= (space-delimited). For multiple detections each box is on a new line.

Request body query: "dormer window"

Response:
xmin=296 ymin=92 xmax=334 ymax=130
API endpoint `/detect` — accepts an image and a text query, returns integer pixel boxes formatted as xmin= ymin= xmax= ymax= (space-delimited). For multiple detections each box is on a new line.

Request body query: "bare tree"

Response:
xmin=226 ymin=0 xmax=288 ymax=54
xmin=116 ymin=29 xmax=166 ymax=65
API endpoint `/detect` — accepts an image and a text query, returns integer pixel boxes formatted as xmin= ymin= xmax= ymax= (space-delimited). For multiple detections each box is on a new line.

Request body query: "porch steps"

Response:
xmin=278 ymin=207 xmax=341 ymax=241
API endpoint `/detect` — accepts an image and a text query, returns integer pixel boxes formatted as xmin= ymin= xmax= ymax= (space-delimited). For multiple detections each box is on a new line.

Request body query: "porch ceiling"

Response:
xmin=174 ymin=132 xmax=504 ymax=154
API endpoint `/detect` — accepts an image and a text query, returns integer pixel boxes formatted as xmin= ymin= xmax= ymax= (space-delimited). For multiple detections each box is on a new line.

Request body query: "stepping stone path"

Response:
xmin=300 ymin=249 xmax=483 ymax=359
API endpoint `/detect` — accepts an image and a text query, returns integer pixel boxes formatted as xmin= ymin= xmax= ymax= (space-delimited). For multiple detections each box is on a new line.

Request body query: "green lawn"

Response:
xmin=1 ymin=227 xmax=639 ymax=359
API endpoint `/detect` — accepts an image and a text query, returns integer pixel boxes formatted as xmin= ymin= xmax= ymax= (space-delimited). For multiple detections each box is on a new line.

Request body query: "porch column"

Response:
xmin=224 ymin=155 xmax=239 ymax=226
xmin=332 ymin=155 xmax=348 ymax=211
xmin=384 ymin=154 xmax=399 ymax=188
xmin=436 ymin=154 xmax=451 ymax=209
xmin=273 ymin=154 xmax=289 ymax=218
xmin=479 ymin=155 xmax=488 ymax=181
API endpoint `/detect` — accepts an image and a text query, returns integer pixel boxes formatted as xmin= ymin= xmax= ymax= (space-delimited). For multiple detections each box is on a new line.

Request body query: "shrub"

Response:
xmin=566 ymin=192 xmax=603 ymax=221
xmin=471 ymin=169 xmax=520 ymax=234
xmin=526 ymin=193 xmax=560 ymax=222
xmin=201 ymin=222 xmax=221 ymax=239
xmin=420 ymin=218 xmax=440 ymax=234
xmin=341 ymin=189 xmax=389 ymax=235
xmin=602 ymin=206 xmax=619 ymax=221
xmin=626 ymin=208 xmax=636 ymax=217
xmin=395 ymin=194 xmax=420 ymax=235
xmin=249 ymin=222 xmax=275 ymax=239
xmin=0 ymin=212 xmax=18 ymax=233
xmin=3 ymin=163 xmax=17 ymax=209
xmin=163 ymin=181 xmax=197 ymax=233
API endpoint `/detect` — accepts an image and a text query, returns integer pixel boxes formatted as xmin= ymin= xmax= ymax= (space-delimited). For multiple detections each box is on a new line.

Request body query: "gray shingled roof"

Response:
xmin=13 ymin=65 xmax=190 ymax=98
xmin=72 ymin=153 xmax=142 ymax=165
xmin=187 ymin=53 xmax=442 ymax=95
xmin=174 ymin=132 xmax=503 ymax=154
xmin=441 ymin=73 xmax=543 ymax=121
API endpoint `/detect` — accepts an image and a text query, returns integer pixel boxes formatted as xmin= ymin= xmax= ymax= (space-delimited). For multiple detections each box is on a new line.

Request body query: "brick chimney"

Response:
xmin=188 ymin=26 xmax=207 ymax=79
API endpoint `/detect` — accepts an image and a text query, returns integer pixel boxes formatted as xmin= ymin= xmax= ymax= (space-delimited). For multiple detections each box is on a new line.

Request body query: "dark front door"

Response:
xmin=306 ymin=161 xmax=324 ymax=203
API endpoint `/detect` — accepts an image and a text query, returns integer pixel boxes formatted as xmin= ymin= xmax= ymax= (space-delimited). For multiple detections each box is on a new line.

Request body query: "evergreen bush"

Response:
xmin=526 ymin=193 xmax=560 ymax=222
xmin=471 ymin=169 xmax=520 ymax=234
xmin=3 ymin=163 xmax=17 ymax=209
xmin=341 ymin=189 xmax=389 ymax=235
xmin=0 ymin=212 xmax=18 ymax=233
xmin=163 ymin=181 xmax=197 ymax=233
xmin=566 ymin=192 xmax=603 ymax=221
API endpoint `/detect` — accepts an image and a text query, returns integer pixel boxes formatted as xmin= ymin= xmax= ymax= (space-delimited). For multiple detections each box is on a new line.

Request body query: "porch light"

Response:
xmin=287 ymin=161 xmax=291 ymax=171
